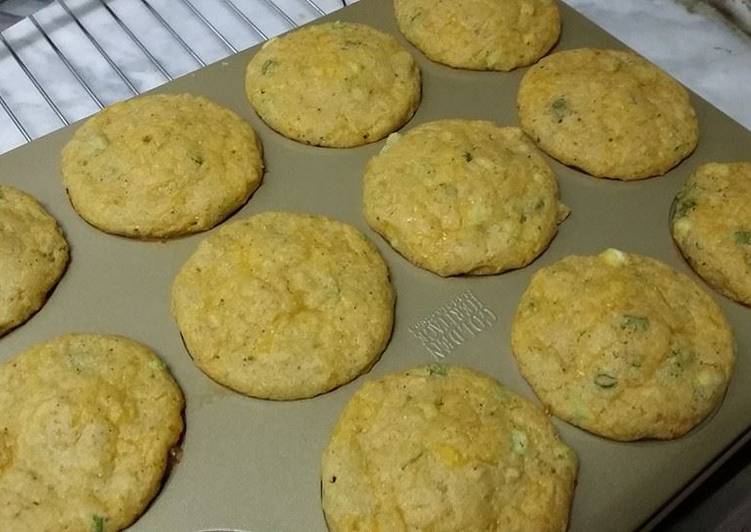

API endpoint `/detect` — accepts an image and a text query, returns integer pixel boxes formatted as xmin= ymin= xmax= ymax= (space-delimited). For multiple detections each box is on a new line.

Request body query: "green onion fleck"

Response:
xmin=594 ymin=373 xmax=617 ymax=389
xmin=92 ymin=515 xmax=105 ymax=532
xmin=735 ymin=231 xmax=751 ymax=245
xmin=552 ymin=97 xmax=569 ymax=122
xmin=621 ymin=315 xmax=649 ymax=331
xmin=261 ymin=59 xmax=277 ymax=75
xmin=672 ymin=183 xmax=698 ymax=219
xmin=673 ymin=198 xmax=696 ymax=219
xmin=427 ymin=364 xmax=447 ymax=376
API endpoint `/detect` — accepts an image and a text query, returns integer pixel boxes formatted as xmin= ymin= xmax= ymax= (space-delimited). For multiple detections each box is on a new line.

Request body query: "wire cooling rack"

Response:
xmin=2 ymin=0 xmax=750 ymax=157
xmin=0 ymin=0 xmax=351 ymax=150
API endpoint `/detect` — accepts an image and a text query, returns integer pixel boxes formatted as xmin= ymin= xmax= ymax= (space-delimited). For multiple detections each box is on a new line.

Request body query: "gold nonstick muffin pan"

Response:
xmin=1 ymin=1 xmax=750 ymax=530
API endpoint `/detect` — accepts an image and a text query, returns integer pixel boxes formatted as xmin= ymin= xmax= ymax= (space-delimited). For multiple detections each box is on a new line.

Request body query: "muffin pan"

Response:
xmin=1 ymin=0 xmax=750 ymax=530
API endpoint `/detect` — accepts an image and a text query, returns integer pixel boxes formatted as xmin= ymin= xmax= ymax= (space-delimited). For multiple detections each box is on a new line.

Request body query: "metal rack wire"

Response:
xmin=0 ymin=0 xmax=350 ymax=150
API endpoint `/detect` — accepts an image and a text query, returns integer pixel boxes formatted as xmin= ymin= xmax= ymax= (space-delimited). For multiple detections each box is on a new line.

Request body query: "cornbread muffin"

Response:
xmin=394 ymin=0 xmax=560 ymax=71
xmin=672 ymin=162 xmax=751 ymax=305
xmin=517 ymin=48 xmax=698 ymax=180
xmin=61 ymin=93 xmax=264 ymax=239
xmin=0 ymin=334 xmax=184 ymax=532
xmin=512 ymin=249 xmax=734 ymax=441
xmin=245 ymin=22 xmax=421 ymax=147
xmin=0 ymin=186 xmax=69 ymax=336
xmin=321 ymin=365 xmax=577 ymax=531
xmin=171 ymin=212 xmax=394 ymax=400
xmin=363 ymin=121 xmax=569 ymax=276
